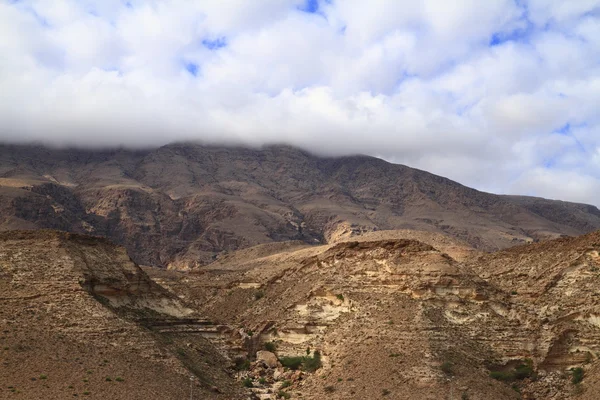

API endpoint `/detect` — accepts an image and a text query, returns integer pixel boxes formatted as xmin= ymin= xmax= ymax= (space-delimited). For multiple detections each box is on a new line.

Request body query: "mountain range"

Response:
xmin=0 ymin=143 xmax=598 ymax=268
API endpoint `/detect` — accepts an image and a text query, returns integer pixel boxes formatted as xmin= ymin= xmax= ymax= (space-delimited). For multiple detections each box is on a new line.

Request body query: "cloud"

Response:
xmin=0 ymin=0 xmax=599 ymax=206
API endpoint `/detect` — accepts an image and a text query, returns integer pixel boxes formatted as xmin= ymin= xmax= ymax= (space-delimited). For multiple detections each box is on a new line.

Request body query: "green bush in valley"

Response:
xmin=303 ymin=350 xmax=322 ymax=372
xmin=279 ymin=350 xmax=322 ymax=372
xmin=572 ymin=367 xmax=584 ymax=384
xmin=489 ymin=359 xmax=534 ymax=382
xmin=279 ymin=356 xmax=304 ymax=370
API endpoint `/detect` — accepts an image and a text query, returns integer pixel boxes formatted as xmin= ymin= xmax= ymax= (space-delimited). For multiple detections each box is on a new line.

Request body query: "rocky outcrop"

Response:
xmin=148 ymin=232 xmax=600 ymax=399
xmin=0 ymin=230 xmax=245 ymax=399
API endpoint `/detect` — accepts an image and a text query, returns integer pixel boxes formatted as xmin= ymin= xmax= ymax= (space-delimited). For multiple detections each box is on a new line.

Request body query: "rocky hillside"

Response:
xmin=147 ymin=229 xmax=600 ymax=400
xmin=0 ymin=230 xmax=245 ymax=400
xmin=0 ymin=143 xmax=599 ymax=268
xmin=3 ymin=228 xmax=600 ymax=399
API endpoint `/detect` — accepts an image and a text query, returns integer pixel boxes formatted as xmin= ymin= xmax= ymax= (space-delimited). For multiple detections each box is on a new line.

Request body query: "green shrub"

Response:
xmin=115 ymin=377 xmax=124 ymax=382
xmin=489 ymin=359 xmax=534 ymax=382
xmin=572 ymin=367 xmax=584 ymax=384
xmin=277 ymin=391 xmax=291 ymax=399
xmin=303 ymin=350 xmax=322 ymax=372
xmin=258 ymin=377 xmax=266 ymax=385
xmin=235 ymin=358 xmax=251 ymax=371
xmin=336 ymin=294 xmax=344 ymax=301
xmin=39 ymin=374 xmax=47 ymax=380
xmin=280 ymin=356 xmax=304 ymax=370
xmin=489 ymin=371 xmax=513 ymax=381
xmin=264 ymin=341 xmax=277 ymax=352
xmin=280 ymin=380 xmax=291 ymax=388
xmin=254 ymin=291 xmax=265 ymax=300
xmin=280 ymin=350 xmax=322 ymax=372
xmin=513 ymin=363 xmax=533 ymax=380
xmin=242 ymin=377 xmax=253 ymax=388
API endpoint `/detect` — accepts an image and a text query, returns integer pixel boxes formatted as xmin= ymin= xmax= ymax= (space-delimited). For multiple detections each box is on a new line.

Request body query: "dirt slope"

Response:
xmin=0 ymin=230 xmax=244 ymax=400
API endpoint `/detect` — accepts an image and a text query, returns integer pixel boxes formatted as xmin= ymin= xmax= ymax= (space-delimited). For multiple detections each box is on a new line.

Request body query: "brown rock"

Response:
xmin=256 ymin=350 xmax=279 ymax=368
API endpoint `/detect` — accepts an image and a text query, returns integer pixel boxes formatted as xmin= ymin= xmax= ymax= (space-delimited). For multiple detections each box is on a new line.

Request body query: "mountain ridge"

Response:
xmin=0 ymin=142 xmax=598 ymax=268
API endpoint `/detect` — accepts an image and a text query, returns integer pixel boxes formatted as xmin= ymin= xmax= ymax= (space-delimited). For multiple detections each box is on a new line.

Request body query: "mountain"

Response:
xmin=0 ymin=142 xmax=598 ymax=269
xmin=146 ymin=229 xmax=600 ymax=399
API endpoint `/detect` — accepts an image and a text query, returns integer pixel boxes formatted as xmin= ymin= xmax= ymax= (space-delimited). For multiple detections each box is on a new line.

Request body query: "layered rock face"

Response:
xmin=3 ymin=228 xmax=600 ymax=399
xmin=147 ymin=231 xmax=600 ymax=399
xmin=0 ymin=230 xmax=244 ymax=400
xmin=0 ymin=143 xmax=599 ymax=269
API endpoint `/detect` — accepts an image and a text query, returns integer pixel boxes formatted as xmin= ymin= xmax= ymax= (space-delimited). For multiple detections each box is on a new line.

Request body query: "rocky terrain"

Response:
xmin=2 ymin=228 xmax=600 ymax=399
xmin=0 ymin=230 xmax=246 ymax=400
xmin=0 ymin=143 xmax=599 ymax=269
xmin=144 ymin=229 xmax=600 ymax=400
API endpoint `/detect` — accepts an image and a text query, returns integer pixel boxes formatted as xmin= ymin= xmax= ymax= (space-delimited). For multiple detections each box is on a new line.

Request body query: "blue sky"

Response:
xmin=0 ymin=0 xmax=599 ymax=206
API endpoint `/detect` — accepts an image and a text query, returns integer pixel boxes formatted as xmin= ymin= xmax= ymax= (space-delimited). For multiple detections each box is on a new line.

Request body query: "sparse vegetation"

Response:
xmin=336 ymin=294 xmax=344 ymax=301
xmin=441 ymin=361 xmax=454 ymax=375
xmin=572 ymin=367 xmax=584 ymax=384
xmin=39 ymin=374 xmax=47 ymax=380
xmin=489 ymin=359 xmax=534 ymax=382
xmin=280 ymin=356 xmax=304 ymax=370
xmin=511 ymin=291 xmax=518 ymax=295
xmin=254 ymin=291 xmax=265 ymax=300
xmin=324 ymin=385 xmax=335 ymax=393
xmin=277 ymin=391 xmax=291 ymax=399
xmin=264 ymin=341 xmax=277 ymax=352
xmin=235 ymin=358 xmax=252 ymax=371
xmin=115 ymin=377 xmax=124 ymax=382
xmin=258 ymin=377 xmax=266 ymax=385
xmin=242 ymin=377 xmax=253 ymax=388
xmin=279 ymin=350 xmax=322 ymax=372
xmin=281 ymin=380 xmax=291 ymax=388
xmin=382 ymin=388 xmax=391 ymax=396
xmin=303 ymin=350 xmax=322 ymax=372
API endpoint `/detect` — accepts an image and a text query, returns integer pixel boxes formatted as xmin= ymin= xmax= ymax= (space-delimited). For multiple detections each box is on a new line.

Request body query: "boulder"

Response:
xmin=256 ymin=350 xmax=279 ymax=368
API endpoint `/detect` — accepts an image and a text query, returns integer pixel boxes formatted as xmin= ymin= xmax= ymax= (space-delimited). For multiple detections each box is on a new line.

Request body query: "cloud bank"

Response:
xmin=1 ymin=0 xmax=599 ymax=205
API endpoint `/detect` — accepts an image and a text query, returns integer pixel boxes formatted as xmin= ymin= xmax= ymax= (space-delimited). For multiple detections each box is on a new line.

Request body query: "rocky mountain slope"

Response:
xmin=3 ymin=228 xmax=600 ymax=399
xmin=0 ymin=143 xmax=599 ymax=269
xmin=147 ymin=229 xmax=600 ymax=400
xmin=0 ymin=230 xmax=245 ymax=400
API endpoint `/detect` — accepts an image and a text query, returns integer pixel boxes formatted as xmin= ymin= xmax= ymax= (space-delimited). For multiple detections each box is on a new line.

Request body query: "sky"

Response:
xmin=1 ymin=0 xmax=599 ymax=206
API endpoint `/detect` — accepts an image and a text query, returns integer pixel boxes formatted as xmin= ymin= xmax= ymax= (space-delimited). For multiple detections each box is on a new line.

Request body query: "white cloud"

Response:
xmin=0 ymin=0 xmax=599 ymax=206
